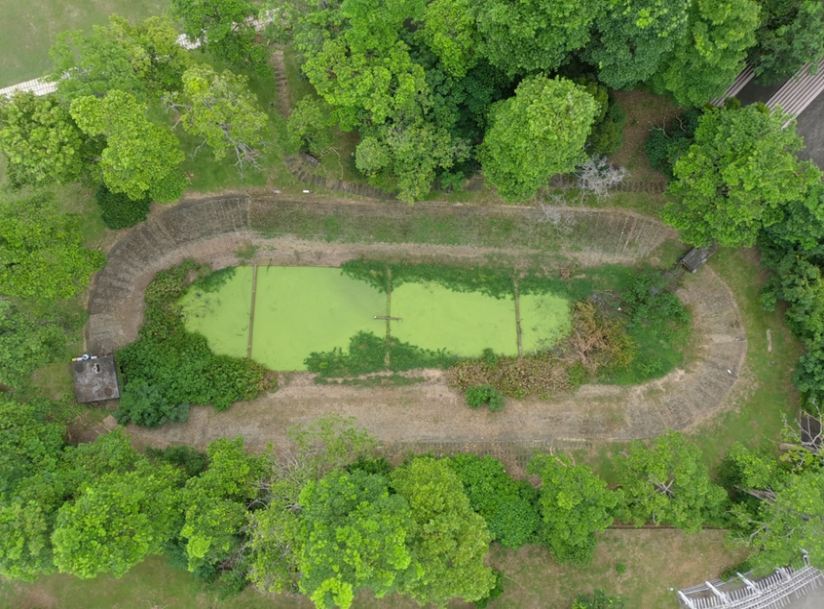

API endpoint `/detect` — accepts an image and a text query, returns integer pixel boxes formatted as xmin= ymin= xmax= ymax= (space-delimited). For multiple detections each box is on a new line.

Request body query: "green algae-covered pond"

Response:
xmin=180 ymin=266 xmax=571 ymax=371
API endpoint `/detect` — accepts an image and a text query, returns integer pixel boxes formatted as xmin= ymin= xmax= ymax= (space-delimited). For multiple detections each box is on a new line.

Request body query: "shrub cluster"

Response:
xmin=95 ymin=184 xmax=151 ymax=229
xmin=116 ymin=261 xmax=272 ymax=426
xmin=465 ymin=384 xmax=506 ymax=411
xmin=644 ymin=109 xmax=701 ymax=179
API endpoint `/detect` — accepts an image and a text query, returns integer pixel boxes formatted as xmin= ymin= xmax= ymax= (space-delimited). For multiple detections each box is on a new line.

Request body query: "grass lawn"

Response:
xmin=0 ymin=0 xmax=170 ymax=88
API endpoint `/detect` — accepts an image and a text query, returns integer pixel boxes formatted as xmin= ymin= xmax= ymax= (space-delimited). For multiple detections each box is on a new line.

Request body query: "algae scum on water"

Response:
xmin=179 ymin=265 xmax=572 ymax=372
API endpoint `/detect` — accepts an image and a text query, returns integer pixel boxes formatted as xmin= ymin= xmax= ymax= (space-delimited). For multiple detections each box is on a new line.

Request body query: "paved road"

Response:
xmin=735 ymin=77 xmax=824 ymax=170
xmin=795 ymin=92 xmax=824 ymax=169
xmin=785 ymin=587 xmax=824 ymax=609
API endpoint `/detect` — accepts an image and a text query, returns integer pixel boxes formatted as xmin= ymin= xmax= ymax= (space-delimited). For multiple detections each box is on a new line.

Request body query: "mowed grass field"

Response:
xmin=0 ymin=0 xmax=170 ymax=87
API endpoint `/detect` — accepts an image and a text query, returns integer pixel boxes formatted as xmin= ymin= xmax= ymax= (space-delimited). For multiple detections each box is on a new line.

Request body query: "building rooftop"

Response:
xmin=72 ymin=355 xmax=120 ymax=404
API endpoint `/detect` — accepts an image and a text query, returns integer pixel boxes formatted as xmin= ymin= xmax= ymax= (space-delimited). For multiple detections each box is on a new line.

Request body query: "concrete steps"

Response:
xmin=766 ymin=57 xmax=824 ymax=126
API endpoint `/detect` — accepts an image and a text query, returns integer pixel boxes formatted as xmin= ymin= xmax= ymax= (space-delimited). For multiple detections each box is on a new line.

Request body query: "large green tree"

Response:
xmin=725 ymin=443 xmax=824 ymax=568
xmin=50 ymin=15 xmax=191 ymax=102
xmin=751 ymin=0 xmax=824 ymax=83
xmin=391 ymin=457 xmax=495 ymax=607
xmin=0 ymin=92 xmax=94 ymax=188
xmin=448 ymin=454 xmax=540 ymax=549
xmin=179 ymin=437 xmax=268 ymax=572
xmin=298 ymin=470 xmax=415 ymax=609
xmin=0 ymin=299 xmax=73 ymax=389
xmin=298 ymin=0 xmax=428 ymax=131
xmin=479 ymin=75 xmax=598 ymax=202
xmin=662 ymin=104 xmax=821 ymax=247
xmin=654 ymin=0 xmax=760 ymax=106
xmin=171 ymin=0 xmax=265 ymax=67
xmin=51 ymin=463 xmax=184 ymax=579
xmin=70 ymin=90 xmax=186 ymax=203
xmin=587 ymin=0 xmax=690 ymax=90
xmin=614 ymin=431 xmax=728 ymax=531
xmin=0 ymin=191 xmax=105 ymax=300
xmin=166 ymin=65 xmax=268 ymax=174
xmin=527 ymin=454 xmax=617 ymax=565
xmin=417 ymin=0 xmax=480 ymax=79
xmin=472 ymin=0 xmax=604 ymax=75
xmin=247 ymin=416 xmax=379 ymax=596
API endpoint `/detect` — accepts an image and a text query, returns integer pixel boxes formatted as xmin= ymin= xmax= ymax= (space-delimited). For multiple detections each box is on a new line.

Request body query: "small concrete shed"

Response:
xmin=72 ymin=355 xmax=120 ymax=403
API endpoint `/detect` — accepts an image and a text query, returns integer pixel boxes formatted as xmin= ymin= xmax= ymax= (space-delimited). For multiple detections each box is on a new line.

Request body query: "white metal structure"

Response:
xmin=677 ymin=559 xmax=824 ymax=609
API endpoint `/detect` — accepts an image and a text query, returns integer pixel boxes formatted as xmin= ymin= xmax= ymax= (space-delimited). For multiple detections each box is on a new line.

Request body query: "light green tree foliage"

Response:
xmin=0 ymin=191 xmax=105 ymax=300
xmin=587 ymin=0 xmax=690 ymax=90
xmin=52 ymin=462 xmax=184 ymax=579
xmin=299 ymin=0 xmax=428 ymax=130
xmin=0 ymin=428 xmax=137 ymax=582
xmin=479 ymin=75 xmax=598 ymax=202
xmin=287 ymin=97 xmax=334 ymax=155
xmin=0 ymin=397 xmax=64 ymax=498
xmin=473 ymin=0 xmax=604 ymax=75
xmin=725 ymin=443 xmax=824 ymax=568
xmin=752 ymin=0 xmax=824 ymax=83
xmin=418 ymin=0 xmax=480 ymax=78
xmin=247 ymin=416 xmax=378 ymax=595
xmin=70 ymin=90 xmax=186 ymax=203
xmin=298 ymin=470 xmax=415 ymax=609
xmin=615 ymin=431 xmax=728 ymax=531
xmin=0 ymin=92 xmax=91 ymax=188
xmin=662 ymin=104 xmax=821 ymax=247
xmin=391 ymin=457 xmax=495 ymax=607
xmin=171 ymin=0 xmax=265 ymax=68
xmin=180 ymin=437 xmax=269 ymax=572
xmin=0 ymin=299 xmax=67 ymax=389
xmin=167 ymin=65 xmax=269 ymax=173
xmin=357 ymin=118 xmax=467 ymax=203
xmin=527 ymin=454 xmax=617 ymax=565
xmin=50 ymin=15 xmax=191 ymax=102
xmin=655 ymin=0 xmax=760 ymax=107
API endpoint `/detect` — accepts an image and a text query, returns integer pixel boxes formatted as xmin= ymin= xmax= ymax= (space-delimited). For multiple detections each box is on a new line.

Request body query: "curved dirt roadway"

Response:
xmin=86 ymin=195 xmax=746 ymax=452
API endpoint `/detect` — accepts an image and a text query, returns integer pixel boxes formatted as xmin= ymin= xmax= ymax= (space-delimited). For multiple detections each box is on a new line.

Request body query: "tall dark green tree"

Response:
xmin=587 ymin=0 xmax=690 ymax=90
xmin=751 ymin=0 xmax=824 ymax=83
xmin=171 ymin=0 xmax=265 ymax=68
xmin=654 ymin=0 xmax=760 ymax=107
xmin=663 ymin=104 xmax=820 ymax=247
xmin=472 ymin=0 xmax=605 ymax=75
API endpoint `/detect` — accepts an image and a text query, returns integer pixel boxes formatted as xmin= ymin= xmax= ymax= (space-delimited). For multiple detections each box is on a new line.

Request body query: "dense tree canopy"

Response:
xmin=70 ymin=90 xmax=187 ymax=203
xmin=171 ymin=0 xmax=265 ymax=67
xmin=473 ymin=0 xmax=603 ymax=75
xmin=587 ymin=0 xmax=690 ymax=90
xmin=615 ymin=431 xmax=728 ymax=531
xmin=527 ymin=454 xmax=617 ymax=564
xmin=751 ymin=0 xmax=824 ymax=83
xmin=391 ymin=457 xmax=495 ymax=607
xmin=0 ymin=191 xmax=105 ymax=300
xmin=479 ymin=75 xmax=597 ymax=202
xmin=0 ymin=92 xmax=93 ymax=188
xmin=653 ymin=0 xmax=760 ymax=107
xmin=662 ymin=104 xmax=820 ymax=247
xmin=50 ymin=15 xmax=191 ymax=102
xmin=725 ymin=442 xmax=824 ymax=568
xmin=298 ymin=470 xmax=415 ymax=609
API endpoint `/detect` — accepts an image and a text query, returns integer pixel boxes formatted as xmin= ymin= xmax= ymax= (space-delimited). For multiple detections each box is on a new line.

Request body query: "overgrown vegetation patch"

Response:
xmin=116 ymin=261 xmax=272 ymax=427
